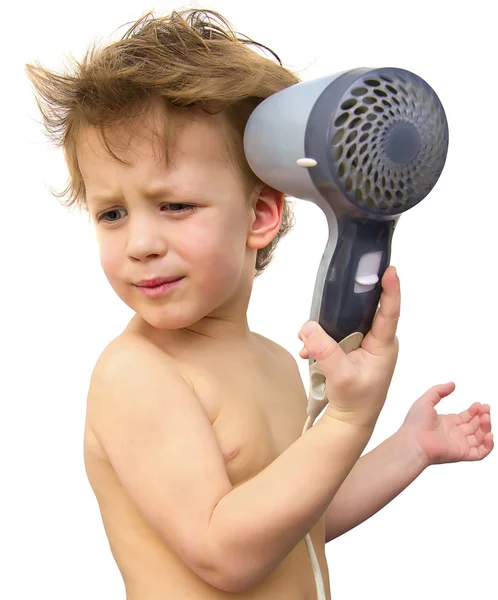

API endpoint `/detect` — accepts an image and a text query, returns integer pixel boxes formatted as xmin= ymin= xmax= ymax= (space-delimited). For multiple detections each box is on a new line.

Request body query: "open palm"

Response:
xmin=401 ymin=382 xmax=493 ymax=464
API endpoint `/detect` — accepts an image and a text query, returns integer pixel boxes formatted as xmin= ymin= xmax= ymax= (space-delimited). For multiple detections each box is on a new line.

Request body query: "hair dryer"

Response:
xmin=244 ymin=66 xmax=448 ymax=345
xmin=243 ymin=67 xmax=449 ymax=600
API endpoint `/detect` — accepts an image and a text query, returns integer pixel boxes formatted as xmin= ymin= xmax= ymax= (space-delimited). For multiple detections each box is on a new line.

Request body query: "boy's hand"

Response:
xmin=298 ymin=266 xmax=400 ymax=428
xmin=399 ymin=383 xmax=494 ymax=466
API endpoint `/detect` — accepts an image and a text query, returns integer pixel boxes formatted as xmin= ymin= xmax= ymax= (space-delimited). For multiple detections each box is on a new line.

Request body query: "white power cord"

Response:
xmin=301 ymin=332 xmax=364 ymax=599
xmin=302 ymin=361 xmax=329 ymax=600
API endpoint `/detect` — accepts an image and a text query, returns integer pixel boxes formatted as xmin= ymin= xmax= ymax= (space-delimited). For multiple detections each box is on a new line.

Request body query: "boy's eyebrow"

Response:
xmin=89 ymin=185 xmax=182 ymax=206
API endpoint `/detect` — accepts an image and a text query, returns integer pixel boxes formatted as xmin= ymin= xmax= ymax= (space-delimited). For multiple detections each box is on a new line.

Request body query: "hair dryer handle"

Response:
xmin=318 ymin=218 xmax=395 ymax=343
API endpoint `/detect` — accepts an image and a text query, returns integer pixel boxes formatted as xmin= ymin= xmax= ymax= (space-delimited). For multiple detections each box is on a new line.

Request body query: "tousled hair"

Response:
xmin=25 ymin=8 xmax=302 ymax=276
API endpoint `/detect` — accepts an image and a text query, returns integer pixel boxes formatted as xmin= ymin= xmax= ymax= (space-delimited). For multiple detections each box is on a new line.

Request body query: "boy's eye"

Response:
xmin=97 ymin=204 xmax=195 ymax=223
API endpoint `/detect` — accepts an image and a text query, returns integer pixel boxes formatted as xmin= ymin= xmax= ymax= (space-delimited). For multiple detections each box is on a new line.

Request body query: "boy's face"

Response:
xmin=77 ymin=106 xmax=279 ymax=340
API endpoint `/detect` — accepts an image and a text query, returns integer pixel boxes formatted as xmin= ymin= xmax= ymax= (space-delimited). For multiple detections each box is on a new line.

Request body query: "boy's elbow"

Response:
xmin=213 ymin=567 xmax=263 ymax=594
xmin=211 ymin=550 xmax=270 ymax=593
xmin=193 ymin=554 xmax=248 ymax=593
xmin=193 ymin=536 xmax=262 ymax=593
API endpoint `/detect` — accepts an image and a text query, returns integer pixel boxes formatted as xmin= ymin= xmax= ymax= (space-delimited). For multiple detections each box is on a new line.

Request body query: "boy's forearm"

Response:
xmin=324 ymin=428 xmax=429 ymax=542
xmin=208 ymin=416 xmax=373 ymax=592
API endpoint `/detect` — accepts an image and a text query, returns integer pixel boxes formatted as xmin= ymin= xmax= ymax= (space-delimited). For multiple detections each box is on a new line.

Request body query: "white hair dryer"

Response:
xmin=244 ymin=66 xmax=448 ymax=349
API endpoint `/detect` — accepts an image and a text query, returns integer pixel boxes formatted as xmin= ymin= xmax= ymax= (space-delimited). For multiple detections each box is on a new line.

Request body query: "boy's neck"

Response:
xmin=126 ymin=313 xmax=255 ymax=349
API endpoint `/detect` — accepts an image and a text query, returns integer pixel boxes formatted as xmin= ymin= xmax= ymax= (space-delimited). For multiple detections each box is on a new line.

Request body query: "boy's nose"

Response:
xmin=126 ymin=219 xmax=169 ymax=260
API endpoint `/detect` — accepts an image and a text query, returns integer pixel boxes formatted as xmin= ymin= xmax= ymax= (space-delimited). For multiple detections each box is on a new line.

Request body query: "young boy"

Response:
xmin=26 ymin=9 xmax=493 ymax=599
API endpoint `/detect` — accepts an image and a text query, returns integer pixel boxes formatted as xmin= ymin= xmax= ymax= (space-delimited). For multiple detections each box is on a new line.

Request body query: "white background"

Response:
xmin=2 ymin=0 xmax=496 ymax=598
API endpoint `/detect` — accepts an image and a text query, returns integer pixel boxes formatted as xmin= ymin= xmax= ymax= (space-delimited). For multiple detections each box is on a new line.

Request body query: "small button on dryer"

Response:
xmin=354 ymin=251 xmax=382 ymax=293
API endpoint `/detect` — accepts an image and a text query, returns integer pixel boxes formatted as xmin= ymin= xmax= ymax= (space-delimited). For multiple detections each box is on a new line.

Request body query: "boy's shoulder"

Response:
xmin=85 ymin=332 xmax=195 ymax=423
xmin=91 ymin=331 xmax=193 ymax=383
xmin=253 ymin=331 xmax=299 ymax=368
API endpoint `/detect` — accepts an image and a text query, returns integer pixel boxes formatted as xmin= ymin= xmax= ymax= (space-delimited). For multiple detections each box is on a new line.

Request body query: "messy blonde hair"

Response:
xmin=25 ymin=8 xmax=302 ymax=277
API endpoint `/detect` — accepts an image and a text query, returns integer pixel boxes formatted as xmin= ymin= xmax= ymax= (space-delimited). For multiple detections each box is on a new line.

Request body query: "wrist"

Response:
xmin=395 ymin=426 xmax=432 ymax=472
xmin=322 ymin=406 xmax=379 ymax=432
xmin=318 ymin=411 xmax=375 ymax=448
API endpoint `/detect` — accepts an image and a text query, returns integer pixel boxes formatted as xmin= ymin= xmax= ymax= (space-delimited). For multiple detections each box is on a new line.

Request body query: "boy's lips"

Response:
xmin=135 ymin=276 xmax=183 ymax=288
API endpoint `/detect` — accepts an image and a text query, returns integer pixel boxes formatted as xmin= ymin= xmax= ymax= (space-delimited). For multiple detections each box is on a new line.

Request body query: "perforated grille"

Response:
xmin=329 ymin=69 xmax=448 ymax=215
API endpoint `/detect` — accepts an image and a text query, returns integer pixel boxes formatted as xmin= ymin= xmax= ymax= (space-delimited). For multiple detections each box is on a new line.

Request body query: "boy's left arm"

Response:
xmin=324 ymin=382 xmax=493 ymax=542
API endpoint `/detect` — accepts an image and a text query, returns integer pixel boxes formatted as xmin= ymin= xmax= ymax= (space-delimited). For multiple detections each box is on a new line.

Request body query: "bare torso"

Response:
xmin=84 ymin=321 xmax=330 ymax=599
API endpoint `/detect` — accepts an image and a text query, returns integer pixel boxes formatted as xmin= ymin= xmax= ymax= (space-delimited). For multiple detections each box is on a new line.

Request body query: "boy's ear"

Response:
xmin=246 ymin=185 xmax=284 ymax=250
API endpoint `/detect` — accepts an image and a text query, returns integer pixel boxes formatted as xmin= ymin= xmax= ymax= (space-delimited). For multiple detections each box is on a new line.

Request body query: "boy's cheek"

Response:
xmin=99 ymin=248 xmax=119 ymax=279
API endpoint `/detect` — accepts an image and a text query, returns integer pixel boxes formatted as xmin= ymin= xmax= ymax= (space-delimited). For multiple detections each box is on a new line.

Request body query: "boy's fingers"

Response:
xmin=362 ymin=266 xmax=400 ymax=352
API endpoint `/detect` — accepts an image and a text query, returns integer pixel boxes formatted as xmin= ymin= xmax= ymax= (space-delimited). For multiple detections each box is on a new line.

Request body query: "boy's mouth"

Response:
xmin=135 ymin=276 xmax=183 ymax=288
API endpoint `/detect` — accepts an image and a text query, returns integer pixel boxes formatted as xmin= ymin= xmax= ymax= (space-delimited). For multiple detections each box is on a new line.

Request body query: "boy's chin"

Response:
xmin=131 ymin=304 xmax=204 ymax=333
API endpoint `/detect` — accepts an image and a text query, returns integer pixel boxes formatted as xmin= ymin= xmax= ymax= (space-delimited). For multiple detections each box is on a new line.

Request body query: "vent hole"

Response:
xmin=348 ymin=117 xmax=362 ymax=129
xmin=374 ymin=89 xmax=388 ymax=97
xmin=386 ymin=84 xmax=398 ymax=95
xmin=359 ymin=132 xmax=369 ymax=143
xmin=351 ymin=86 xmax=368 ymax=97
xmin=346 ymin=130 xmax=358 ymax=144
xmin=396 ymin=190 xmax=403 ymax=200
xmin=355 ymin=189 xmax=364 ymax=204
xmin=341 ymin=98 xmax=357 ymax=110
xmin=354 ymin=105 xmax=369 ymax=115
xmin=332 ymin=128 xmax=345 ymax=144
xmin=380 ymin=74 xmax=394 ymax=83
xmin=346 ymin=143 xmax=357 ymax=158
xmin=334 ymin=113 xmax=349 ymax=127
xmin=338 ymin=161 xmax=347 ymax=178
xmin=345 ymin=176 xmax=354 ymax=193
xmin=364 ymin=79 xmax=381 ymax=87
xmin=363 ymin=96 xmax=378 ymax=105
xmin=333 ymin=146 xmax=343 ymax=161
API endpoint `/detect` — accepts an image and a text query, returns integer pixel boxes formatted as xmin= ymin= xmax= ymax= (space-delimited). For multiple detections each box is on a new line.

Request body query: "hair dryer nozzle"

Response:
xmin=312 ymin=67 xmax=449 ymax=216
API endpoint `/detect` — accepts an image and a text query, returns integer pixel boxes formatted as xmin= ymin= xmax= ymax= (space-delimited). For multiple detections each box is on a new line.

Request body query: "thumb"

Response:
xmin=414 ymin=382 xmax=456 ymax=409
xmin=299 ymin=321 xmax=354 ymax=381
xmin=424 ymin=381 xmax=456 ymax=407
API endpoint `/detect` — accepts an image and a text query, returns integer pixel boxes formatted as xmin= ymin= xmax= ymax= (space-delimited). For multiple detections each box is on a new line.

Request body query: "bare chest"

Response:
xmin=183 ymin=349 xmax=310 ymax=488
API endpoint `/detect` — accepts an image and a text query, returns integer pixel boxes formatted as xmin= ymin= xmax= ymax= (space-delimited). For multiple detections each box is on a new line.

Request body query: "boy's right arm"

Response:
xmin=88 ymin=336 xmax=374 ymax=593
